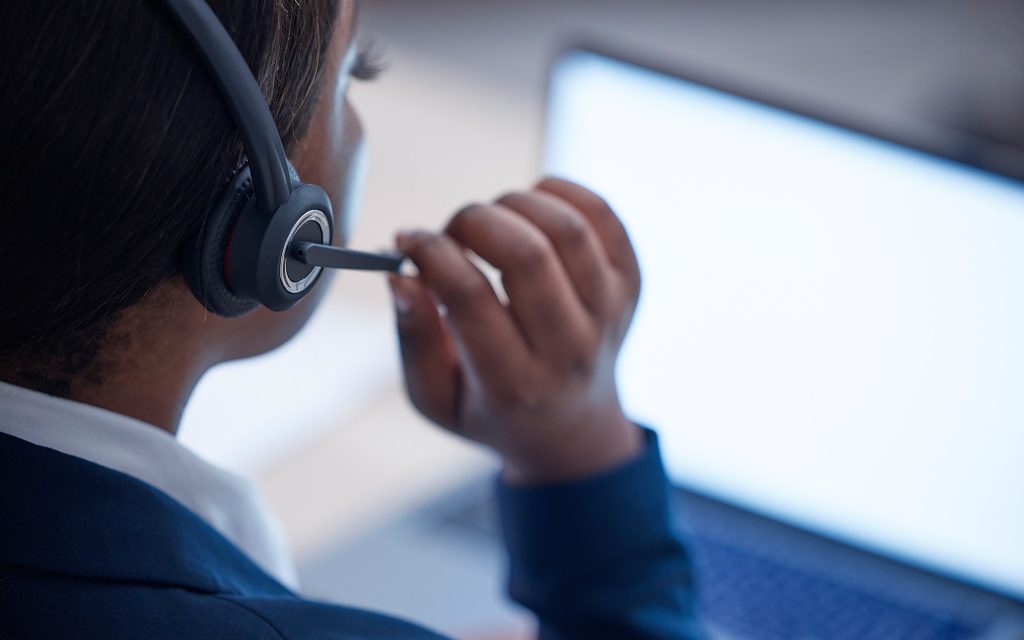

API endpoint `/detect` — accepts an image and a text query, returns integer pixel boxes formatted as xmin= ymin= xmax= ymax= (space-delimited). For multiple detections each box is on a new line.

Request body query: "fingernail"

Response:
xmin=388 ymin=274 xmax=414 ymax=317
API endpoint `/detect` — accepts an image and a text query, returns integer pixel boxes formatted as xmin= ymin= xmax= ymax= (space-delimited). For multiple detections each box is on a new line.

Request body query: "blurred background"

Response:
xmin=178 ymin=1 xmax=1024 ymax=638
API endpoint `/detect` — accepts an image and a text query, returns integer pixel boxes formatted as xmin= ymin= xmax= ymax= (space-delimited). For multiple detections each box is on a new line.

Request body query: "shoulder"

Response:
xmin=221 ymin=594 xmax=450 ymax=640
xmin=0 ymin=569 xmax=448 ymax=640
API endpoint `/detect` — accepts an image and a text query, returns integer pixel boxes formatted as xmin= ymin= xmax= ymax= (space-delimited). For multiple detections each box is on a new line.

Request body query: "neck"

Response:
xmin=74 ymin=306 xmax=216 ymax=436
xmin=71 ymin=358 xmax=208 ymax=436
xmin=1 ymin=283 xmax=217 ymax=436
xmin=1 ymin=357 xmax=207 ymax=437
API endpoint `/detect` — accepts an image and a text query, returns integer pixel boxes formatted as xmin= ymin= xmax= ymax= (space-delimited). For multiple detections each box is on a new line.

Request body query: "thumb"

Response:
xmin=388 ymin=274 xmax=460 ymax=428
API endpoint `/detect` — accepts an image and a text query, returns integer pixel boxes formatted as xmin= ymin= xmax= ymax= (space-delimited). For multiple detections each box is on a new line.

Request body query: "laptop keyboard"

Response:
xmin=430 ymin=483 xmax=1007 ymax=639
xmin=688 ymin=535 xmax=985 ymax=640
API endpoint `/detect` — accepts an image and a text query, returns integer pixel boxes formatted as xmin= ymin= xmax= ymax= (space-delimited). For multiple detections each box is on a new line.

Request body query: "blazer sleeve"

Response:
xmin=496 ymin=428 xmax=704 ymax=639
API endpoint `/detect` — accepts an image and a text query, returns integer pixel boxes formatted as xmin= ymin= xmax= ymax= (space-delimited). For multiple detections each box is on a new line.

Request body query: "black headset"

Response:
xmin=157 ymin=0 xmax=403 ymax=318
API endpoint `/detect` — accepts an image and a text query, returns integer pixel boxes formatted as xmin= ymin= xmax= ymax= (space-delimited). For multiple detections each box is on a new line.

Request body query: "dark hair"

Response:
xmin=0 ymin=1 xmax=337 ymax=393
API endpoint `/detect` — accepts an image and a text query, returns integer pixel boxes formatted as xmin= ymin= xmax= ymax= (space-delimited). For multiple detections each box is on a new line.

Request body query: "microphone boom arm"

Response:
xmin=292 ymin=241 xmax=405 ymax=273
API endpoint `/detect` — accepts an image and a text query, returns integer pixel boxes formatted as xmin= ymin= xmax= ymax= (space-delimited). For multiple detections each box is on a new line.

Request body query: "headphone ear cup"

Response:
xmin=286 ymin=159 xmax=302 ymax=189
xmin=181 ymin=161 xmax=261 ymax=318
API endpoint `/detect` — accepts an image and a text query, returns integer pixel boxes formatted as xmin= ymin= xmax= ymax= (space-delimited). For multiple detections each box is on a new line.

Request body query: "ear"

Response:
xmin=180 ymin=161 xmax=261 ymax=318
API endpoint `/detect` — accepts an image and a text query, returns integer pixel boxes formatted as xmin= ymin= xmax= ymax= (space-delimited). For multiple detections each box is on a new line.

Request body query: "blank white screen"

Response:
xmin=544 ymin=50 xmax=1024 ymax=599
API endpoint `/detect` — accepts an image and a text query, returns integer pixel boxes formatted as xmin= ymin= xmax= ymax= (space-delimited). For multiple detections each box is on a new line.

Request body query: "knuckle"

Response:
xmin=588 ymin=191 xmax=612 ymax=212
xmin=560 ymin=332 xmax=598 ymax=379
xmin=494 ymin=380 xmax=542 ymax=410
xmin=495 ymin=191 xmax=526 ymax=208
xmin=404 ymin=231 xmax=444 ymax=258
xmin=551 ymin=213 xmax=589 ymax=247
xmin=448 ymin=202 xmax=489 ymax=234
xmin=567 ymin=353 xmax=595 ymax=380
xmin=536 ymin=176 xmax=566 ymax=192
xmin=444 ymin=275 xmax=492 ymax=313
xmin=508 ymin=236 xmax=551 ymax=271
xmin=535 ymin=302 xmax=571 ymax=333
xmin=539 ymin=177 xmax=609 ymax=210
xmin=585 ymin=268 xmax=613 ymax=305
xmin=570 ymin=183 xmax=612 ymax=212
xmin=612 ymin=285 xmax=638 ymax=321
xmin=624 ymin=266 xmax=642 ymax=300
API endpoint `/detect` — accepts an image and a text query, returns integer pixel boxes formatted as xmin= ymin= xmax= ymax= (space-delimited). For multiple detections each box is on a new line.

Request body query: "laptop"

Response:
xmin=301 ymin=47 xmax=1024 ymax=639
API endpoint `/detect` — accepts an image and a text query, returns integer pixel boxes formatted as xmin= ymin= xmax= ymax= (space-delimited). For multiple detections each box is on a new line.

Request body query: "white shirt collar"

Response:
xmin=0 ymin=380 xmax=299 ymax=589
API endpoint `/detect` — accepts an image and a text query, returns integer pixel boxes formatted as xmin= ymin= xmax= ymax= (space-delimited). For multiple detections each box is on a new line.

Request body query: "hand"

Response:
xmin=389 ymin=178 xmax=643 ymax=485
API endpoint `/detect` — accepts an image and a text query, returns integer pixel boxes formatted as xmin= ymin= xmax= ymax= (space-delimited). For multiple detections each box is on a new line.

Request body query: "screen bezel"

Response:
xmin=543 ymin=44 xmax=1024 ymax=188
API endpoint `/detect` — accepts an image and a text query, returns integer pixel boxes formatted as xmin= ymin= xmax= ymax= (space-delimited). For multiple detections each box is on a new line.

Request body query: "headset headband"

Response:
xmin=158 ymin=0 xmax=402 ymax=318
xmin=156 ymin=0 xmax=292 ymax=214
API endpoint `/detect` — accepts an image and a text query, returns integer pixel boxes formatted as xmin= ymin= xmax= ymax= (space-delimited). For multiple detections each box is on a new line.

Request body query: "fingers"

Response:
xmin=393 ymin=179 xmax=643 ymax=476
xmin=535 ymin=177 xmax=641 ymax=296
xmin=388 ymin=274 xmax=459 ymax=429
xmin=395 ymin=230 xmax=534 ymax=386
xmin=395 ymin=179 xmax=636 ymax=425
xmin=494 ymin=190 xmax=612 ymax=314
xmin=445 ymin=203 xmax=596 ymax=361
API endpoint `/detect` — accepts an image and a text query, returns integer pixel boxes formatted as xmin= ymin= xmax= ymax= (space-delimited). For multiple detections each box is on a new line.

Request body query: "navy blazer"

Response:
xmin=0 ymin=430 xmax=700 ymax=639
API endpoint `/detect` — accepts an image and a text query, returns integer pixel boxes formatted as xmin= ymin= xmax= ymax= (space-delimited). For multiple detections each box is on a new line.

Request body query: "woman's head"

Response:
xmin=0 ymin=0 xmax=364 ymax=398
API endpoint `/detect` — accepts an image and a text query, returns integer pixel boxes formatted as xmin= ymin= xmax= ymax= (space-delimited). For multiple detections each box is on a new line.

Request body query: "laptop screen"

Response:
xmin=544 ymin=49 xmax=1024 ymax=600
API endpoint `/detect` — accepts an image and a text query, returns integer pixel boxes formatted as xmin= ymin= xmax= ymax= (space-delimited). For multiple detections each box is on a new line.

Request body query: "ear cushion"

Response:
xmin=181 ymin=160 xmax=261 ymax=318
xmin=286 ymin=159 xmax=302 ymax=189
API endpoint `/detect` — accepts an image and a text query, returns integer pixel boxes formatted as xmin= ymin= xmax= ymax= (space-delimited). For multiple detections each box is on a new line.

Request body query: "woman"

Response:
xmin=0 ymin=1 xmax=698 ymax=638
